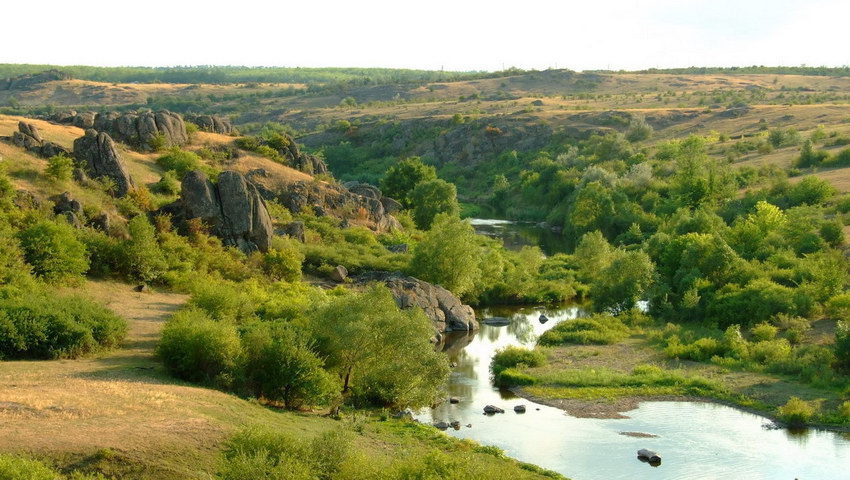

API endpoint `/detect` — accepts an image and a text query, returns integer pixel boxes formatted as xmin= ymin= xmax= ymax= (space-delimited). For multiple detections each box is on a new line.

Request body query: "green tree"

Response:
xmin=380 ymin=157 xmax=437 ymax=208
xmin=409 ymin=214 xmax=482 ymax=297
xmin=123 ymin=215 xmax=167 ymax=283
xmin=626 ymin=116 xmax=654 ymax=142
xmin=242 ymin=324 xmax=336 ymax=409
xmin=410 ymin=179 xmax=459 ymax=230
xmin=591 ymin=250 xmax=655 ymax=313
xmin=157 ymin=308 xmax=242 ymax=385
xmin=17 ymin=220 xmax=89 ymax=283
xmin=309 ymin=285 xmax=449 ymax=408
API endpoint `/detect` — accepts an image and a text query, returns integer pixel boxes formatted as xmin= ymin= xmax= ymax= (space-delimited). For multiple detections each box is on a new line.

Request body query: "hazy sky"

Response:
xmin=4 ymin=0 xmax=849 ymax=71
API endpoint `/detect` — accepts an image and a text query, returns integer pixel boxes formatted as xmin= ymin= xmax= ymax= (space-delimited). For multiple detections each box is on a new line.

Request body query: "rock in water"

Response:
xmin=514 ymin=405 xmax=527 ymax=413
xmin=72 ymin=130 xmax=134 ymax=197
xmin=483 ymin=405 xmax=505 ymax=414
xmin=483 ymin=317 xmax=510 ymax=326
xmin=539 ymin=314 xmax=549 ymax=324
xmin=637 ymin=449 xmax=661 ymax=463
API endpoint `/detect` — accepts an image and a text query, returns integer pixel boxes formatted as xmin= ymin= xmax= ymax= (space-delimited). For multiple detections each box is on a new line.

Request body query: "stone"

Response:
xmin=434 ymin=422 xmax=449 ymax=430
xmin=3 ymin=121 xmax=72 ymax=159
xmin=184 ymin=114 xmax=236 ymax=134
xmin=539 ymin=314 xmax=549 ymax=324
xmin=450 ymin=421 xmax=461 ymax=430
xmin=355 ymin=272 xmax=477 ymax=333
xmin=348 ymin=183 xmax=382 ymax=200
xmin=73 ymin=130 xmax=134 ymax=197
xmin=483 ymin=405 xmax=505 ymax=414
xmin=387 ymin=243 xmax=408 ymax=253
xmin=167 ymin=170 xmax=273 ymax=253
xmin=449 ymin=397 xmax=460 ymax=404
xmin=330 ymin=265 xmax=348 ymax=282
xmin=514 ymin=405 xmax=527 ymax=413
xmin=61 ymin=211 xmax=82 ymax=228
xmin=72 ymin=168 xmax=88 ymax=183
xmin=380 ymin=196 xmax=403 ymax=214
xmin=93 ymin=110 xmax=188 ymax=151
xmin=134 ymin=284 xmax=149 ymax=293
xmin=282 ymin=221 xmax=305 ymax=242
xmin=91 ymin=213 xmax=110 ymax=232
xmin=52 ymin=192 xmax=83 ymax=217
xmin=17 ymin=122 xmax=42 ymax=143
xmin=39 ymin=142 xmax=70 ymax=158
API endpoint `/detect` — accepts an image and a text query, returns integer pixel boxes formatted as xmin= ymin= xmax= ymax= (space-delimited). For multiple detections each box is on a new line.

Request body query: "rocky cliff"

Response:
xmin=184 ymin=114 xmax=236 ymax=135
xmin=162 ymin=170 xmax=273 ymax=253
xmin=72 ymin=130 xmax=134 ymax=197
xmin=93 ymin=110 xmax=188 ymax=151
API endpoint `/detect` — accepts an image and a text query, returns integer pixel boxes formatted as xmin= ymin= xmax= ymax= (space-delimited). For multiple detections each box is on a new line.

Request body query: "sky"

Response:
xmin=3 ymin=0 xmax=850 ymax=72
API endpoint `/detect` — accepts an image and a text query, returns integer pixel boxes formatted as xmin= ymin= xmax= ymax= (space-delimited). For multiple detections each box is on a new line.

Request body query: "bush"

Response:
xmin=0 ymin=292 xmax=126 ymax=359
xmin=410 ymin=179 xmax=459 ymax=230
xmin=749 ymin=322 xmax=778 ymax=342
xmin=188 ymin=280 xmax=258 ymax=322
xmin=242 ymin=324 xmax=336 ymax=409
xmin=0 ymin=454 xmax=62 ymax=480
xmin=17 ymin=220 xmax=89 ymax=283
xmin=262 ymin=245 xmax=303 ymax=282
xmin=152 ymin=170 xmax=181 ymax=195
xmin=778 ymin=396 xmax=815 ymax=427
xmin=45 ymin=153 xmax=74 ymax=181
xmin=537 ymin=314 xmax=630 ymax=346
xmin=155 ymin=148 xmax=201 ymax=177
xmin=122 ymin=215 xmax=167 ymax=283
xmin=156 ymin=308 xmax=242 ymax=385
xmin=491 ymin=346 xmax=547 ymax=376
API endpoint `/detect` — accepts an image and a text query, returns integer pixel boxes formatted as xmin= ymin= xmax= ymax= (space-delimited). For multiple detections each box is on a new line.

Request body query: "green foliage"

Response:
xmin=835 ymin=320 xmax=850 ymax=373
xmin=123 ymin=215 xmax=167 ymax=283
xmin=17 ymin=220 xmax=89 ymax=283
xmin=0 ymin=291 xmax=126 ymax=360
xmin=156 ymin=308 xmax=242 ymax=385
xmin=491 ymin=346 xmax=546 ymax=385
xmin=380 ymin=157 xmax=437 ymax=208
xmin=152 ymin=170 xmax=181 ymax=195
xmin=188 ymin=280 xmax=258 ymax=323
xmin=262 ymin=243 xmax=303 ymax=282
xmin=778 ymin=396 xmax=815 ymax=427
xmin=625 ymin=116 xmax=653 ymax=142
xmin=750 ymin=322 xmax=778 ymax=342
xmin=537 ymin=314 xmax=630 ymax=346
xmin=591 ymin=250 xmax=654 ymax=313
xmin=45 ymin=153 xmax=74 ymax=181
xmin=309 ymin=285 xmax=450 ymax=408
xmin=241 ymin=324 xmax=337 ymax=409
xmin=0 ymin=454 xmax=62 ymax=480
xmin=410 ymin=179 xmax=459 ymax=230
xmin=155 ymin=148 xmax=201 ymax=177
xmin=409 ymin=214 xmax=480 ymax=297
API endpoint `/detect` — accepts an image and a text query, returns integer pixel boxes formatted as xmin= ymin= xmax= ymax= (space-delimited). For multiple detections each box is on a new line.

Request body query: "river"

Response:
xmin=415 ymin=220 xmax=850 ymax=480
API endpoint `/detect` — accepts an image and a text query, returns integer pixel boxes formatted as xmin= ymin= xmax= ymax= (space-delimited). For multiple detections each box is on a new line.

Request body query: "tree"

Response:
xmin=591 ymin=250 xmax=655 ymax=313
xmin=308 ymin=285 xmax=449 ymax=408
xmin=17 ymin=220 xmax=89 ymax=283
xmin=410 ymin=179 xmax=459 ymax=230
xmin=380 ymin=157 xmax=437 ymax=208
xmin=45 ymin=153 xmax=74 ymax=181
xmin=573 ymin=231 xmax=614 ymax=285
xmin=409 ymin=214 xmax=482 ymax=297
xmin=626 ymin=116 xmax=654 ymax=142
xmin=123 ymin=215 xmax=167 ymax=283
xmin=242 ymin=324 xmax=336 ymax=409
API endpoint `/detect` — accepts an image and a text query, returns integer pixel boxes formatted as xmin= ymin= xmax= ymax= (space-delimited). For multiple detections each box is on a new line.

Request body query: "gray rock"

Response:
xmin=184 ymin=114 xmax=236 ymax=134
xmin=514 ymin=405 xmax=527 ymax=413
xmin=4 ymin=122 xmax=71 ymax=159
xmin=39 ymin=142 xmax=70 ymax=158
xmin=61 ymin=211 xmax=82 ymax=228
xmin=387 ymin=243 xmax=408 ymax=253
xmin=449 ymin=397 xmax=460 ymax=404
xmin=282 ymin=221 xmax=305 ymax=242
xmin=93 ymin=110 xmax=188 ymax=151
xmin=484 ymin=405 xmax=505 ymax=414
xmin=73 ymin=130 xmax=134 ymax=197
xmin=169 ymin=170 xmax=273 ymax=253
xmin=539 ymin=314 xmax=549 ymax=324
xmin=355 ymin=272 xmax=478 ymax=333
xmin=72 ymin=112 xmax=96 ymax=129
xmin=434 ymin=422 xmax=450 ymax=430
xmin=450 ymin=421 xmax=461 ymax=430
xmin=330 ymin=265 xmax=348 ymax=282
xmin=91 ymin=213 xmax=110 ymax=232
xmin=18 ymin=122 xmax=42 ymax=143
xmin=72 ymin=168 xmax=88 ymax=183
xmin=381 ymin=196 xmax=403 ymax=214
xmin=52 ymin=192 xmax=83 ymax=217
xmin=348 ymin=183 xmax=382 ymax=200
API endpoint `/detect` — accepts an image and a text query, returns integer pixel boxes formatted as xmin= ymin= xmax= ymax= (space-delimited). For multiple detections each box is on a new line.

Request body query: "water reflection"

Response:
xmin=417 ymin=303 xmax=850 ymax=480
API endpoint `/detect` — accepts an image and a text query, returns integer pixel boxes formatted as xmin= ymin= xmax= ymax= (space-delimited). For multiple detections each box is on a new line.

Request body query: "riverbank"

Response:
xmin=503 ymin=333 xmax=850 ymax=432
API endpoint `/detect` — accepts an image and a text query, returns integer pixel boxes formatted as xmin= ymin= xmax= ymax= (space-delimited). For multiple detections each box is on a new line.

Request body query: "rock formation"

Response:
xmin=355 ymin=271 xmax=478 ymax=334
xmin=274 ymin=180 xmax=402 ymax=232
xmin=1 ymin=121 xmax=71 ymax=159
xmin=165 ymin=170 xmax=273 ymax=253
xmin=184 ymin=114 xmax=236 ymax=134
xmin=72 ymin=130 xmax=134 ymax=197
xmin=52 ymin=192 xmax=83 ymax=228
xmin=92 ymin=110 xmax=188 ymax=151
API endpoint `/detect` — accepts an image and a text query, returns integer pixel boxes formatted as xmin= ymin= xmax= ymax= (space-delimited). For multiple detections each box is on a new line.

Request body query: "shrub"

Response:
xmin=491 ymin=346 xmax=547 ymax=376
xmin=262 ymin=245 xmax=303 ymax=282
xmin=410 ymin=179 xmax=459 ymax=230
xmin=664 ymin=335 xmax=724 ymax=361
xmin=156 ymin=308 xmax=242 ymax=385
xmin=45 ymin=153 xmax=74 ymax=181
xmin=17 ymin=220 xmax=89 ymax=283
xmin=152 ymin=170 xmax=181 ymax=195
xmin=123 ymin=215 xmax=167 ymax=283
xmin=155 ymin=148 xmax=201 ymax=177
xmin=749 ymin=322 xmax=778 ymax=342
xmin=188 ymin=280 xmax=257 ymax=322
xmin=537 ymin=314 xmax=630 ymax=346
xmin=241 ymin=324 xmax=336 ymax=409
xmin=778 ymin=396 xmax=815 ymax=427
xmin=0 ymin=454 xmax=61 ymax=480
xmin=749 ymin=338 xmax=792 ymax=365
xmin=835 ymin=320 xmax=850 ymax=373
xmin=0 ymin=292 xmax=126 ymax=359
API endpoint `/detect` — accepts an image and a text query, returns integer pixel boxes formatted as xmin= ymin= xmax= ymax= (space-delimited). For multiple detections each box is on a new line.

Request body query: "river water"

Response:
xmin=415 ymin=220 xmax=850 ymax=480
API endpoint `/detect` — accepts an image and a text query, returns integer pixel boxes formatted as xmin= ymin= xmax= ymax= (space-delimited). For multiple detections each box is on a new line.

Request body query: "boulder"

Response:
xmin=72 ymin=168 xmax=88 ymax=183
xmin=73 ymin=130 xmax=134 ymax=197
xmin=93 ymin=110 xmax=188 ymax=151
xmin=434 ymin=422 xmax=449 ymax=430
xmin=539 ymin=314 xmax=549 ymax=324
xmin=381 ymin=196 xmax=403 ymax=214
xmin=329 ymin=265 xmax=348 ymax=283
xmin=167 ymin=170 xmax=273 ymax=253
xmin=354 ymin=271 xmax=478 ymax=333
xmin=450 ymin=421 xmax=461 ymax=430
xmin=281 ymin=221 xmax=305 ymax=242
xmin=637 ymin=449 xmax=661 ymax=464
xmin=184 ymin=114 xmax=236 ymax=134
xmin=91 ymin=213 xmax=110 ymax=232
xmin=52 ymin=191 xmax=83 ymax=218
xmin=514 ymin=405 xmax=527 ymax=413
xmin=449 ymin=397 xmax=460 ymax=404
xmin=483 ymin=405 xmax=505 ymax=414
xmin=18 ymin=122 xmax=42 ymax=143
xmin=4 ymin=121 xmax=72 ymax=159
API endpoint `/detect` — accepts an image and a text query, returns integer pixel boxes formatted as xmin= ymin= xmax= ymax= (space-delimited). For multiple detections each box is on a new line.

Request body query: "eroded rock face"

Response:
xmin=93 ymin=110 xmax=187 ymax=151
xmin=184 ymin=114 xmax=236 ymax=135
xmin=355 ymin=271 xmax=478 ymax=334
xmin=171 ymin=170 xmax=273 ymax=253
xmin=72 ymin=130 xmax=134 ymax=197
xmin=1 ymin=121 xmax=71 ymax=159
